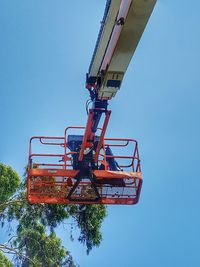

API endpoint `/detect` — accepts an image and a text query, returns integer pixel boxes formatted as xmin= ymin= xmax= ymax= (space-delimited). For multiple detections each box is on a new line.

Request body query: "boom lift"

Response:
xmin=27 ymin=0 xmax=156 ymax=205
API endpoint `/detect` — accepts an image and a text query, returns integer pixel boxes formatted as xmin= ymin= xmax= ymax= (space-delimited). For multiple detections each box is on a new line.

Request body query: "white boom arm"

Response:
xmin=87 ymin=0 xmax=157 ymax=100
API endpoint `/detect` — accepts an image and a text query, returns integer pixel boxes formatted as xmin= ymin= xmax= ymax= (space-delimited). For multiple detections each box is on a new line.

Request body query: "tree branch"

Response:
xmin=0 ymin=199 xmax=25 ymax=209
xmin=0 ymin=243 xmax=35 ymax=265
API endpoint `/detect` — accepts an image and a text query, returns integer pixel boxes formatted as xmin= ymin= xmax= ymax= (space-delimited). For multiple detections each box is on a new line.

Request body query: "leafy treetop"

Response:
xmin=0 ymin=163 xmax=20 ymax=202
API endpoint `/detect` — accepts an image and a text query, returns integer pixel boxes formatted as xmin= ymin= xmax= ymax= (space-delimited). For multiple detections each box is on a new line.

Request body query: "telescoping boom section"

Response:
xmin=86 ymin=0 xmax=156 ymax=100
xmin=27 ymin=0 xmax=156 ymax=205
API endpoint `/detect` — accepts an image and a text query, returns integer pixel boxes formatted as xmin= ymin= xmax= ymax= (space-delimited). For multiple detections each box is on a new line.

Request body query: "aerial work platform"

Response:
xmin=27 ymin=126 xmax=142 ymax=205
xmin=27 ymin=0 xmax=157 ymax=205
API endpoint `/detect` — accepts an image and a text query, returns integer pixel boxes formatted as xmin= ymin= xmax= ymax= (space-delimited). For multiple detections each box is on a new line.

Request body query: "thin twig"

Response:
xmin=0 ymin=244 xmax=36 ymax=265
xmin=0 ymin=199 xmax=25 ymax=209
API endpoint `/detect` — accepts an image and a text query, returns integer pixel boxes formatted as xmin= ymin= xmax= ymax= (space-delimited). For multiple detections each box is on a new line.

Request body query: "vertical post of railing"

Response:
xmin=27 ymin=137 xmax=33 ymax=201
xmin=135 ymin=143 xmax=141 ymax=172
xmin=64 ymin=130 xmax=67 ymax=170
xmin=28 ymin=138 xmax=33 ymax=170
xmin=132 ymin=141 xmax=138 ymax=172
xmin=103 ymin=142 xmax=107 ymax=170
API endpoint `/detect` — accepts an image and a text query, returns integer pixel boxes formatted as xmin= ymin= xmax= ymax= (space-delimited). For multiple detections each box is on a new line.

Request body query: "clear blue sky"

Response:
xmin=0 ymin=1 xmax=200 ymax=266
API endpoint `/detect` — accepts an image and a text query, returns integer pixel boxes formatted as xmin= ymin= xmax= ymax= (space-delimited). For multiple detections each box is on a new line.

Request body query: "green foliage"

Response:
xmin=0 ymin=251 xmax=13 ymax=267
xmin=0 ymin=164 xmax=107 ymax=265
xmin=6 ymin=187 xmax=107 ymax=254
xmin=8 ymin=199 xmax=71 ymax=230
xmin=0 ymin=163 xmax=20 ymax=202
xmin=7 ymin=199 xmax=107 ymax=254
xmin=14 ymin=223 xmax=71 ymax=267
xmin=72 ymin=205 xmax=107 ymax=254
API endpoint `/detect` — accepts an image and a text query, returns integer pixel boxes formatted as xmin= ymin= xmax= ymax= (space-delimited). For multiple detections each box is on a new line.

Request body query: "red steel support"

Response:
xmin=78 ymin=110 xmax=94 ymax=161
xmin=94 ymin=110 xmax=111 ymax=162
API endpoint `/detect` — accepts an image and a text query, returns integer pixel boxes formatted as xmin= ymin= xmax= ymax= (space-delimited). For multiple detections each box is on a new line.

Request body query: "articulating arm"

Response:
xmin=78 ymin=92 xmax=111 ymax=163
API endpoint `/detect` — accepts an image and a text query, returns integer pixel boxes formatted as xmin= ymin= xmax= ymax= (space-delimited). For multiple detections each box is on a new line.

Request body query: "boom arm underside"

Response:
xmin=87 ymin=0 xmax=157 ymax=100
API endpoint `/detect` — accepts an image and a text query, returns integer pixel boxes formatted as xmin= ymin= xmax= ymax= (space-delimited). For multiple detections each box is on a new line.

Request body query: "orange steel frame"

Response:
xmin=27 ymin=125 xmax=142 ymax=205
xmin=78 ymin=109 xmax=111 ymax=161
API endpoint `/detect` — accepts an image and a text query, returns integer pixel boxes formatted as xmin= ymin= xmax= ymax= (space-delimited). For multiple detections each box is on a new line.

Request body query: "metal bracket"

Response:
xmin=66 ymin=169 xmax=101 ymax=202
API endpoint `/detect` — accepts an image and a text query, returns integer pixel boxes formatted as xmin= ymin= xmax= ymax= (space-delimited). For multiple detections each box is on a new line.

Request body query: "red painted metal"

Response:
xmin=27 ymin=130 xmax=142 ymax=205
xmin=94 ymin=110 xmax=111 ymax=161
xmin=78 ymin=109 xmax=111 ymax=162
xmin=78 ymin=110 xmax=94 ymax=161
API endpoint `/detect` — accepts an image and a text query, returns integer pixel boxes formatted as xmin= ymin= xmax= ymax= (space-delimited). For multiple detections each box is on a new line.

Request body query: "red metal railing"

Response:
xmin=27 ymin=127 xmax=142 ymax=205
